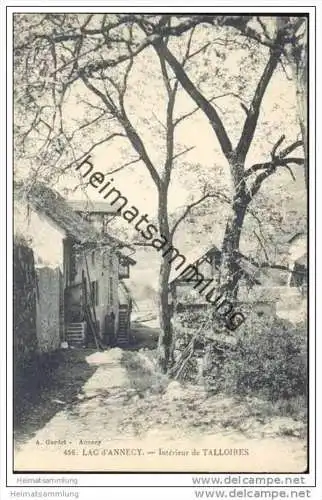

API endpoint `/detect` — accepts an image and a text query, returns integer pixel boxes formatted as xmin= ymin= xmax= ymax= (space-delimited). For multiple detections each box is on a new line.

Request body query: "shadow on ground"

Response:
xmin=14 ymin=348 xmax=98 ymax=449
xmin=13 ymin=319 xmax=160 ymax=449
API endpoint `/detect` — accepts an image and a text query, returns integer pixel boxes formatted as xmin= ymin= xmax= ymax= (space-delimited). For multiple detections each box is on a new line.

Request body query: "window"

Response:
xmin=91 ymin=250 xmax=95 ymax=266
xmin=108 ymin=277 xmax=114 ymax=305
xmin=90 ymin=281 xmax=99 ymax=306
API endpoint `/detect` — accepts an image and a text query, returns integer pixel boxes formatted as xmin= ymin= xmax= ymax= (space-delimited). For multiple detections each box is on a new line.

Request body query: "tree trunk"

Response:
xmin=156 ymin=183 xmax=173 ymax=373
xmin=157 ymin=255 xmax=173 ymax=372
xmin=282 ymin=17 xmax=308 ymax=187
xmin=218 ymin=196 xmax=248 ymax=302
xmin=285 ymin=35 xmax=307 ymax=188
xmin=294 ymin=47 xmax=308 ymax=189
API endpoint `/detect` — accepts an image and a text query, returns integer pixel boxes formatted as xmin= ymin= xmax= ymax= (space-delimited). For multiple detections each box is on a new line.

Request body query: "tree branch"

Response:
xmin=253 ymin=230 xmax=269 ymax=261
xmin=279 ymin=139 xmax=303 ymax=159
xmin=247 ymin=155 xmax=303 ymax=200
xmin=271 ymin=134 xmax=286 ymax=158
xmin=170 ymin=190 xmax=230 ymax=237
xmin=80 ymin=73 xmax=161 ymax=189
xmin=239 ymin=251 xmax=292 ymax=273
xmin=105 ymin=156 xmax=142 ymax=175
xmin=235 ymin=45 xmax=282 ymax=162
xmin=61 ymin=132 xmax=126 ymax=172
xmin=245 ymin=156 xmax=304 ymax=178
xmin=172 ymin=146 xmax=195 ymax=161
xmin=120 ymin=114 xmax=162 ymax=189
xmin=75 ymin=18 xmax=205 ymax=79
xmin=244 ymin=137 xmax=304 ymax=181
xmin=174 ymin=93 xmax=248 ymax=127
xmin=156 ymin=41 xmax=233 ymax=160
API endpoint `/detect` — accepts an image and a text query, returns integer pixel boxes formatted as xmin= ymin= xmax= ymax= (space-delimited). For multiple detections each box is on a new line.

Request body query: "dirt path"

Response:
xmin=14 ymin=348 xmax=307 ymax=473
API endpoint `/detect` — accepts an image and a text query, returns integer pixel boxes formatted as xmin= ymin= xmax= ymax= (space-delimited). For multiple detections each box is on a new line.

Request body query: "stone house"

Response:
xmin=169 ymin=244 xmax=261 ymax=307
xmin=14 ymin=182 xmax=136 ymax=350
xmin=169 ymin=234 xmax=307 ymax=325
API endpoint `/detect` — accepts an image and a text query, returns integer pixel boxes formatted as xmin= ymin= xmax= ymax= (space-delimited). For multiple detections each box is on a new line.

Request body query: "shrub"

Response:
xmin=216 ymin=315 xmax=307 ymax=401
xmin=173 ymin=309 xmax=212 ymax=342
xmin=173 ymin=307 xmax=307 ymax=405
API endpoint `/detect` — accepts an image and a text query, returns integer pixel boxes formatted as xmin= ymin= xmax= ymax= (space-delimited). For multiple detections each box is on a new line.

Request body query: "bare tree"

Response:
xmin=141 ymin=16 xmax=305 ymax=302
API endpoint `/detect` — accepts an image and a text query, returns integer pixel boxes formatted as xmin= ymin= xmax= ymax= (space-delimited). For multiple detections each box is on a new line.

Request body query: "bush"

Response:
xmin=215 ymin=315 xmax=307 ymax=402
xmin=173 ymin=307 xmax=307 ymax=405
xmin=173 ymin=309 xmax=212 ymax=343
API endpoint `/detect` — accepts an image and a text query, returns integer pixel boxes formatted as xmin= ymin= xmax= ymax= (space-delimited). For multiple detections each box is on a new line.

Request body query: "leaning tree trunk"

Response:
xmin=156 ymin=183 xmax=173 ymax=373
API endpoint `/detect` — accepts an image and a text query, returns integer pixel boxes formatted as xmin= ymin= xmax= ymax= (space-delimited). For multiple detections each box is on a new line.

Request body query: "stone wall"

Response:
xmin=36 ymin=266 xmax=63 ymax=352
xmin=13 ymin=240 xmax=38 ymax=364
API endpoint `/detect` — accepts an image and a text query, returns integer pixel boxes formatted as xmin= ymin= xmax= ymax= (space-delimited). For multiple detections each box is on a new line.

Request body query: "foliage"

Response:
xmin=173 ymin=308 xmax=307 ymax=403
xmin=206 ymin=315 xmax=307 ymax=402
xmin=173 ymin=308 xmax=212 ymax=345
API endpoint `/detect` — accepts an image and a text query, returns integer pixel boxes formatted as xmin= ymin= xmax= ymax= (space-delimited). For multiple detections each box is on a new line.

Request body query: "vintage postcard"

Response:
xmin=4 ymin=4 xmax=318 ymax=487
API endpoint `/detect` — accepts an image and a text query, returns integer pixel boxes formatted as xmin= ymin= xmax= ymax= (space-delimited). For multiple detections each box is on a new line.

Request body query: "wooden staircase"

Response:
xmin=117 ymin=307 xmax=130 ymax=345
xmin=66 ymin=322 xmax=87 ymax=347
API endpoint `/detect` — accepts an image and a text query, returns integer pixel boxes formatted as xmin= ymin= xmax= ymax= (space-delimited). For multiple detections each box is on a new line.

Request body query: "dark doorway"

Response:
xmin=104 ymin=311 xmax=115 ymax=346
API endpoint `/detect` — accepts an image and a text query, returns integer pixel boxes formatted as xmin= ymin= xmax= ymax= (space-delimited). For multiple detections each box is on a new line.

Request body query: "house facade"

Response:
xmin=14 ymin=190 xmax=65 ymax=353
xmin=169 ymin=245 xmax=261 ymax=306
xmin=14 ymin=182 xmax=135 ymax=350
xmin=170 ymin=238 xmax=307 ymax=325
xmin=63 ymin=236 xmax=135 ymax=346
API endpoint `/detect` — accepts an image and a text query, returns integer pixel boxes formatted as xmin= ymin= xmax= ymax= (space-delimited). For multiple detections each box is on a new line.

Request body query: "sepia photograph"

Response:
xmin=10 ymin=11 xmax=309 ymax=475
